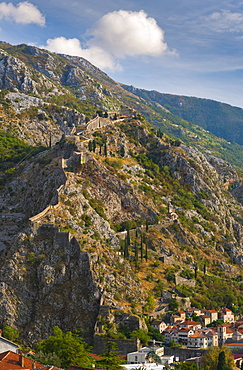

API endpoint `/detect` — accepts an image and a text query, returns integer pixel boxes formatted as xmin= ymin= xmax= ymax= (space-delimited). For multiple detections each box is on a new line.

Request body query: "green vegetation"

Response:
xmin=200 ymin=346 xmax=234 ymax=370
xmin=0 ymin=130 xmax=44 ymax=168
xmin=35 ymin=326 xmax=93 ymax=369
xmin=2 ymin=325 xmax=19 ymax=342
xmin=96 ymin=341 xmax=123 ymax=370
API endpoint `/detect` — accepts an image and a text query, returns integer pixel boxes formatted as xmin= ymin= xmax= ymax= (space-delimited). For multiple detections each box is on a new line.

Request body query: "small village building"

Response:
xmin=187 ymin=332 xmax=208 ymax=349
xmin=151 ymin=320 xmax=167 ymax=333
xmin=160 ymin=355 xmax=174 ymax=365
xmin=185 ymin=308 xmax=202 ymax=318
xmin=127 ymin=347 xmax=164 ymax=364
xmin=217 ymin=325 xmax=234 ymax=346
xmin=0 ymin=351 xmax=62 ymax=370
xmin=180 ymin=320 xmax=201 ymax=330
xmin=177 ymin=328 xmax=194 ymax=346
xmin=0 ymin=333 xmax=18 ymax=354
xmin=219 ymin=308 xmax=234 ymax=323
xmin=171 ymin=311 xmax=186 ymax=324
xmin=200 ymin=315 xmax=211 ymax=327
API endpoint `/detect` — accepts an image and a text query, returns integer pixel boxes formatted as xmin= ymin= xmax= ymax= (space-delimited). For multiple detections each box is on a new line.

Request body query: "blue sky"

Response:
xmin=1 ymin=0 xmax=243 ymax=108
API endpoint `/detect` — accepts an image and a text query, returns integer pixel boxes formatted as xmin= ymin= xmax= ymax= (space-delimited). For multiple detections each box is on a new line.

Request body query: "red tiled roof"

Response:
xmin=189 ymin=333 xmax=207 ymax=338
xmin=0 ymin=351 xmax=62 ymax=370
xmin=226 ymin=328 xmax=235 ymax=334
xmin=178 ymin=328 xmax=192 ymax=333
xmin=181 ymin=320 xmax=200 ymax=326
xmin=225 ymin=343 xmax=243 ymax=347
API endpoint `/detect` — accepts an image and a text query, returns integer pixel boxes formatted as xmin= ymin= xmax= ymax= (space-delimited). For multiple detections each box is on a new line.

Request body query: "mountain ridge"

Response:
xmin=1 ymin=42 xmax=243 ymax=345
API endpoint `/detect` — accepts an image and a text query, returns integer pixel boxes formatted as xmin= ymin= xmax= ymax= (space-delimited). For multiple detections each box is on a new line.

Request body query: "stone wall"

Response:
xmin=92 ymin=336 xmax=139 ymax=356
xmin=85 ymin=116 xmax=111 ymax=131
xmin=175 ymin=274 xmax=196 ymax=287
xmin=164 ymin=347 xmax=207 ymax=362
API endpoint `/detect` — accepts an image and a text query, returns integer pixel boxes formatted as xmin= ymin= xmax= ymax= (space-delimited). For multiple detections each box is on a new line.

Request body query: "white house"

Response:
xmin=127 ymin=347 xmax=164 ymax=364
xmin=219 ymin=309 xmax=234 ymax=323
xmin=187 ymin=332 xmax=208 ymax=349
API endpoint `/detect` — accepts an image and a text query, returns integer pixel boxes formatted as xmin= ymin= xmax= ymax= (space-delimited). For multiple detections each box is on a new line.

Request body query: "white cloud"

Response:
xmin=88 ymin=9 xmax=169 ymax=58
xmin=0 ymin=1 xmax=45 ymax=26
xmin=207 ymin=10 xmax=243 ymax=32
xmin=42 ymin=10 xmax=174 ymax=71
xmin=44 ymin=37 xmax=121 ymax=71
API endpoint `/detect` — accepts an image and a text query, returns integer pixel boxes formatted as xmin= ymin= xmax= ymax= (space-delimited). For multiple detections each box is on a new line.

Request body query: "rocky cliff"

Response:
xmin=1 ymin=42 xmax=243 ymax=345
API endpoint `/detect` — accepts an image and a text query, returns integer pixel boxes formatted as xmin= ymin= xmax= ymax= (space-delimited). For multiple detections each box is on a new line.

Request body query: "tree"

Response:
xmin=200 ymin=346 xmax=234 ymax=370
xmin=33 ymin=350 xmax=62 ymax=367
xmin=140 ymin=234 xmax=143 ymax=260
xmin=130 ymin=329 xmax=151 ymax=346
xmin=96 ymin=341 xmax=123 ymax=370
xmin=146 ymin=350 xmax=161 ymax=363
xmin=217 ymin=351 xmax=226 ymax=370
xmin=175 ymin=363 xmax=198 ymax=370
xmin=35 ymin=326 xmax=93 ymax=369
xmin=2 ymin=325 xmax=19 ymax=342
xmin=168 ymin=298 xmax=179 ymax=312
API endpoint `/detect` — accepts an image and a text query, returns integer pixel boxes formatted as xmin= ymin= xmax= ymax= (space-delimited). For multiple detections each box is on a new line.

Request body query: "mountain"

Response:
xmin=1 ymin=42 xmax=243 ymax=346
xmin=123 ymin=85 xmax=243 ymax=145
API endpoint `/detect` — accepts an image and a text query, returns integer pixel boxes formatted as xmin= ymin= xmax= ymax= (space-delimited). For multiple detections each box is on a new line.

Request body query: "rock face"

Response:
xmin=2 ymin=41 xmax=243 ymax=345
xmin=0 ymin=224 xmax=100 ymax=344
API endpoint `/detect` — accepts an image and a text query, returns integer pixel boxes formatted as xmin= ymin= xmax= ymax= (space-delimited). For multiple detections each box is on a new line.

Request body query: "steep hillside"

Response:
xmin=123 ymin=85 xmax=243 ymax=146
xmin=1 ymin=42 xmax=243 ymax=346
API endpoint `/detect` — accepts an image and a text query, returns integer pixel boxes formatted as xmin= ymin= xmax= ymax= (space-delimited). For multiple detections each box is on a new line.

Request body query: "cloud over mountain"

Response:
xmin=42 ymin=10 xmax=171 ymax=71
xmin=0 ymin=1 xmax=45 ymax=26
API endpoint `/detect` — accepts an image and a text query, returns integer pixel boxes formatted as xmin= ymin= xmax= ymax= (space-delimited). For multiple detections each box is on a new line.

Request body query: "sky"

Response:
xmin=1 ymin=1 xmax=243 ymax=108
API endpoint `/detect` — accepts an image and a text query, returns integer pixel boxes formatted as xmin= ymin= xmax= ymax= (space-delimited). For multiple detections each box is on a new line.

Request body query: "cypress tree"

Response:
xmin=217 ymin=351 xmax=226 ymax=370
xmin=104 ymin=143 xmax=107 ymax=156
xmin=126 ymin=228 xmax=130 ymax=246
xmin=93 ymin=140 xmax=96 ymax=152
xmin=140 ymin=234 xmax=143 ymax=260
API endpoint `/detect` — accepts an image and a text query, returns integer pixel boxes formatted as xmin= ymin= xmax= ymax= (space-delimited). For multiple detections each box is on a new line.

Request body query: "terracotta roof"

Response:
xmin=189 ymin=333 xmax=207 ymax=338
xmin=0 ymin=351 xmax=62 ymax=370
xmin=181 ymin=320 xmax=200 ymax=326
xmin=178 ymin=328 xmax=192 ymax=333
xmin=226 ymin=328 xmax=235 ymax=334
xmin=225 ymin=343 xmax=243 ymax=347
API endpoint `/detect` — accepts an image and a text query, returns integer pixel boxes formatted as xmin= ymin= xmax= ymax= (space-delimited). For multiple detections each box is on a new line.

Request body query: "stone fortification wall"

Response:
xmin=175 ymin=274 xmax=196 ymax=287
xmin=29 ymin=184 xmax=64 ymax=223
xmin=92 ymin=336 xmax=139 ymax=356
xmin=85 ymin=116 xmax=111 ymax=131
xmin=164 ymin=347 xmax=206 ymax=362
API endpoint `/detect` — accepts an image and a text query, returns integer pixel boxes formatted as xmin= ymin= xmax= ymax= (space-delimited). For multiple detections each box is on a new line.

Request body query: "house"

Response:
xmin=185 ymin=308 xmax=202 ymax=318
xmin=177 ymin=328 xmax=194 ymax=345
xmin=203 ymin=309 xmax=218 ymax=323
xmin=0 ymin=350 xmax=63 ymax=370
xmin=171 ymin=311 xmax=186 ymax=324
xmin=217 ymin=324 xmax=235 ymax=346
xmin=127 ymin=347 xmax=164 ymax=364
xmin=200 ymin=315 xmax=211 ymax=327
xmin=203 ymin=329 xmax=218 ymax=347
xmin=187 ymin=332 xmax=208 ymax=349
xmin=219 ymin=308 xmax=235 ymax=323
xmin=160 ymin=355 xmax=174 ymax=365
xmin=162 ymin=326 xmax=179 ymax=343
xmin=0 ymin=334 xmax=19 ymax=354
xmin=151 ymin=320 xmax=167 ymax=333
xmin=180 ymin=320 xmax=201 ymax=330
